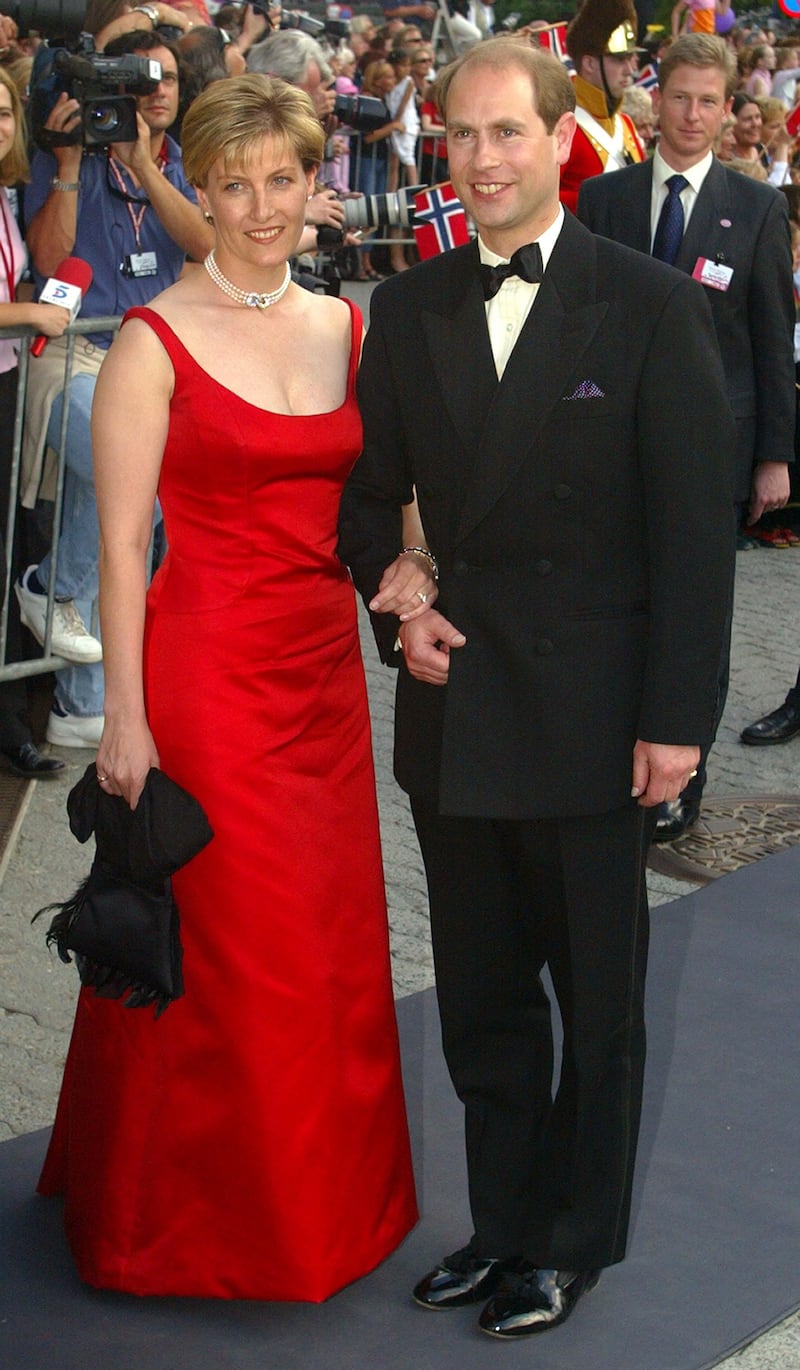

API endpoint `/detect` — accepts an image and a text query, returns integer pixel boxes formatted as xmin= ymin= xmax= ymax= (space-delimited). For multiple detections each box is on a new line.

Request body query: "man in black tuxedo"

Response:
xmin=578 ymin=32 xmax=794 ymax=840
xmin=338 ymin=39 xmax=734 ymax=1340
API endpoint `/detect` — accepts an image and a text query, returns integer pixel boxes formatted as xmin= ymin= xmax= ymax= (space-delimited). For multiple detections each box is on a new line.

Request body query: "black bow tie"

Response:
xmin=479 ymin=242 xmax=544 ymax=299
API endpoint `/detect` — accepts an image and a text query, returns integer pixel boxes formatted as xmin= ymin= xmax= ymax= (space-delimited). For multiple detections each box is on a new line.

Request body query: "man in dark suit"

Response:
xmin=338 ymin=39 xmax=734 ymax=1340
xmin=578 ymin=32 xmax=794 ymax=840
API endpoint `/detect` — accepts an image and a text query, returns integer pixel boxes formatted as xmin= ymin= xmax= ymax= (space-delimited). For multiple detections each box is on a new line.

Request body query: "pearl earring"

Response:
xmin=204 ymin=211 xmax=214 ymax=223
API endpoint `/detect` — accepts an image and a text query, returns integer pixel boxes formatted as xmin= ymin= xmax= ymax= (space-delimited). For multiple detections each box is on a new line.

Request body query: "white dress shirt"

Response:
xmin=649 ymin=148 xmax=713 ymax=251
xmin=478 ymin=206 xmax=564 ymax=379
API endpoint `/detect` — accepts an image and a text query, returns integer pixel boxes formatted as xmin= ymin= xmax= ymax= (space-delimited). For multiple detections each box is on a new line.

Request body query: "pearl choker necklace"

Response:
xmin=204 ymin=252 xmax=291 ymax=310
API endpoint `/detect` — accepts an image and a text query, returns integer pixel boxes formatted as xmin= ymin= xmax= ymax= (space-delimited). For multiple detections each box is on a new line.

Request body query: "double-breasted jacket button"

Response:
xmin=553 ymin=483 xmax=572 ymax=501
xmin=536 ymin=639 xmax=554 ymax=655
xmin=535 ymin=559 xmax=553 ymax=577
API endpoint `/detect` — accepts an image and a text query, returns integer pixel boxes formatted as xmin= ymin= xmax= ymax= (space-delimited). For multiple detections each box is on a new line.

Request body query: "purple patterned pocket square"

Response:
xmin=563 ymin=380 xmax=606 ymax=400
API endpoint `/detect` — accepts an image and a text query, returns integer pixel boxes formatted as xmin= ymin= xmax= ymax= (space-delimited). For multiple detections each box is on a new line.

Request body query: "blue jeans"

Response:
xmin=37 ymin=375 xmax=103 ymax=717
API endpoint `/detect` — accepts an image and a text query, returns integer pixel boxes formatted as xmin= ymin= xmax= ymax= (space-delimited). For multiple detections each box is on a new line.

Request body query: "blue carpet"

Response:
xmin=2 ymin=845 xmax=799 ymax=1370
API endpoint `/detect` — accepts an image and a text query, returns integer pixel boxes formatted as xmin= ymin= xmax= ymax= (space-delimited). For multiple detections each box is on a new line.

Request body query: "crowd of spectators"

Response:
xmin=1 ymin=1 xmax=799 ymax=772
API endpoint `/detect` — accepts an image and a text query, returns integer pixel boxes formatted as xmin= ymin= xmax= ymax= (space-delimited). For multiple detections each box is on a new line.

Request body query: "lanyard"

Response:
xmin=0 ymin=189 xmax=17 ymax=305
xmin=106 ymin=147 xmax=167 ymax=250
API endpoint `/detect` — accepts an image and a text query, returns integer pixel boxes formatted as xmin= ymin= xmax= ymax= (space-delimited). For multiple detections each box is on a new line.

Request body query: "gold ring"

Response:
xmin=416 ymin=591 xmax=428 ymax=604
xmin=96 ymin=773 xmax=108 ymax=783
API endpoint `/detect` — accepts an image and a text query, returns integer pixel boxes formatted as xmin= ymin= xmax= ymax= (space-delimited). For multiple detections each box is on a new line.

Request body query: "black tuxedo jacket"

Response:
xmin=578 ymin=157 xmax=795 ymax=500
xmin=338 ymin=213 xmax=735 ymax=820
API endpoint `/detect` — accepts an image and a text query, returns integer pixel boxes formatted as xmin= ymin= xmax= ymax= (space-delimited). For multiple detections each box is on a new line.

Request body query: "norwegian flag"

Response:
xmin=413 ymin=182 xmax=471 ymax=260
xmin=533 ymin=22 xmax=569 ymax=65
xmin=634 ymin=62 xmax=659 ymax=91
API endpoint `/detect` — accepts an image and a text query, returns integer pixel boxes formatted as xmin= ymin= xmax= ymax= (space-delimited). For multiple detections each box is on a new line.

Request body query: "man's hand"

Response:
xmin=746 ymin=460 xmax=790 ymax=527
xmin=305 ymin=188 xmax=345 ymax=229
xmin=308 ymin=82 xmax=336 ymax=122
xmin=397 ymin=610 xmax=466 ymax=686
xmin=0 ymin=14 xmax=18 ymax=52
xmin=111 ymin=112 xmax=154 ymax=179
xmin=236 ymin=2 xmax=269 ymax=51
xmin=44 ymin=92 xmax=82 ymax=176
xmin=631 ymin=740 xmax=700 ymax=807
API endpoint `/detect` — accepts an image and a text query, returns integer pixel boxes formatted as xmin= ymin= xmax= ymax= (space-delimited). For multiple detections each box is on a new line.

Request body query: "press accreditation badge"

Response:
xmin=122 ymin=251 xmax=158 ymax=278
xmin=692 ymin=258 xmax=733 ymax=292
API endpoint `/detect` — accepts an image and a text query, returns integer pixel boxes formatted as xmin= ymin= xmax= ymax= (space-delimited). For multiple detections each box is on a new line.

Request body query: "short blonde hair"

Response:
xmin=361 ymin=60 xmax=393 ymax=95
xmin=659 ymin=34 xmax=738 ymax=101
xmin=0 ymin=68 xmax=30 ymax=187
xmin=435 ymin=37 xmax=575 ymax=135
xmin=757 ymin=96 xmax=786 ymax=127
xmin=181 ymin=73 xmax=324 ymax=188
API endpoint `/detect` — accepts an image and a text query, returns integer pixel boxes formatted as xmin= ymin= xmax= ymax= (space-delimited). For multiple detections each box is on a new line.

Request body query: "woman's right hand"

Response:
xmin=95 ymin=717 xmax=160 ymax=811
xmin=26 ymin=303 xmax=71 ymax=338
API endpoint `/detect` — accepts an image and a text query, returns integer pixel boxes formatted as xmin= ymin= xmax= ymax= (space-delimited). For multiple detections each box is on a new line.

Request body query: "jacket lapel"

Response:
xmin=455 ymin=215 xmax=608 ymax=544
xmin=421 ymin=243 xmax=498 ymax=460
xmin=623 ymin=160 xmax=654 ymax=253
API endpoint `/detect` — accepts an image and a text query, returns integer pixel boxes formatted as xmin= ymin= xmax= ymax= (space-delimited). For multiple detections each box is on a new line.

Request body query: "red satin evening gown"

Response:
xmin=38 ymin=298 xmax=418 ymax=1300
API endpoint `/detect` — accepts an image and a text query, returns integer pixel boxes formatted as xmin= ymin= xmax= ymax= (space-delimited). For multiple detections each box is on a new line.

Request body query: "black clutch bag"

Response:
xmin=35 ymin=765 xmax=213 ymax=1017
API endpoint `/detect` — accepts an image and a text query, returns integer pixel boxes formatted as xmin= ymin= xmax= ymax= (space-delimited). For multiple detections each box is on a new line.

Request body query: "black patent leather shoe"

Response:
xmin=740 ymin=701 xmax=800 ymax=746
xmin=1 ymin=741 xmax=65 ymax=779
xmin=413 ymin=1243 xmax=518 ymax=1310
xmin=651 ymin=795 xmax=700 ymax=843
xmin=478 ymin=1264 xmax=601 ymax=1339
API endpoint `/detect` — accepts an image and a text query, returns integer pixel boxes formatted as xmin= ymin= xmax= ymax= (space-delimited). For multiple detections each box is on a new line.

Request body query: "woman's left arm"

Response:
xmin=92 ymin=318 xmax=172 ymax=807
xmin=369 ymin=494 xmax=438 ymax=620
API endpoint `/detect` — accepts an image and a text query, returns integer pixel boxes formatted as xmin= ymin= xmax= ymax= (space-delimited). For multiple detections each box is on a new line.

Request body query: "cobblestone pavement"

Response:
xmin=1 ymin=537 xmax=798 ymax=1367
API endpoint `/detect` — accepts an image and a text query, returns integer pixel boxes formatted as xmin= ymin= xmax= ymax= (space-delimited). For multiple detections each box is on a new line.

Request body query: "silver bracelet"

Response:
xmin=401 ymin=545 xmax=438 ymax=581
xmin=133 ymin=5 xmax=160 ymax=25
xmin=51 ymin=177 xmax=80 ymax=192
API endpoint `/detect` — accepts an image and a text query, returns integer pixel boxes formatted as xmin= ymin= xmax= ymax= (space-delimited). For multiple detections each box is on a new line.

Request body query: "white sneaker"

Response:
xmin=46 ymin=708 xmax=105 ymax=749
xmin=15 ymin=566 xmax=103 ymax=664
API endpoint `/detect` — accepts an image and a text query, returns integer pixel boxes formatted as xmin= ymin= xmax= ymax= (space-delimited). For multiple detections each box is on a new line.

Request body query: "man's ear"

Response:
xmin=554 ymin=111 xmax=577 ymax=166
xmin=580 ymin=54 xmax=599 ymax=84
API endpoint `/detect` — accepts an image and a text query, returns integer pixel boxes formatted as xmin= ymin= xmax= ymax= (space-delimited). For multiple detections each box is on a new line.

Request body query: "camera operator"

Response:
xmin=17 ymin=28 xmax=213 ymax=750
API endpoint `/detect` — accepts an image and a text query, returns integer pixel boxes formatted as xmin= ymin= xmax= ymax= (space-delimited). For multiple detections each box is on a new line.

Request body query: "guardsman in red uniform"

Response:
xmin=560 ymin=0 xmax=643 ymax=213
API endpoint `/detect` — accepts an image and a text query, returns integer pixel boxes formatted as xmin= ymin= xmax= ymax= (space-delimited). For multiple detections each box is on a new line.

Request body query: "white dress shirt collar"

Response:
xmin=477 ymin=204 xmax=565 ymax=272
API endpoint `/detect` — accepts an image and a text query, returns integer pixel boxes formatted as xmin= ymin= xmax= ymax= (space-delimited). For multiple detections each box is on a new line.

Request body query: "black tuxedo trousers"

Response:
xmin=412 ymin=798 xmax=656 ymax=1268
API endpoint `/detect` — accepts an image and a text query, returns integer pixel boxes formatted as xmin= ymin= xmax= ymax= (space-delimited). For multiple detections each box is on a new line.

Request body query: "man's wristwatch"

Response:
xmin=133 ymin=4 xmax=160 ymax=26
xmin=51 ymin=177 xmax=80 ymax=192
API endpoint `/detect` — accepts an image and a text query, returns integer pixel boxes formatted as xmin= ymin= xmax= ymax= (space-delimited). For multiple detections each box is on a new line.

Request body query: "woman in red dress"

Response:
xmin=38 ymin=74 xmax=434 ymax=1301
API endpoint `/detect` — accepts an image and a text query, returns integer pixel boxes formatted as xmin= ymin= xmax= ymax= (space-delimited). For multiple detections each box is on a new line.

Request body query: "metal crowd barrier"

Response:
xmin=0 ymin=314 xmax=121 ymax=683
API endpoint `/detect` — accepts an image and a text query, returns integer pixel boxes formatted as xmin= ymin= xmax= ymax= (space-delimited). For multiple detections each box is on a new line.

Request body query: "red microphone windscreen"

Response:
xmin=30 ymin=257 xmax=94 ymax=357
xmin=53 ymin=256 xmax=94 ymax=292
